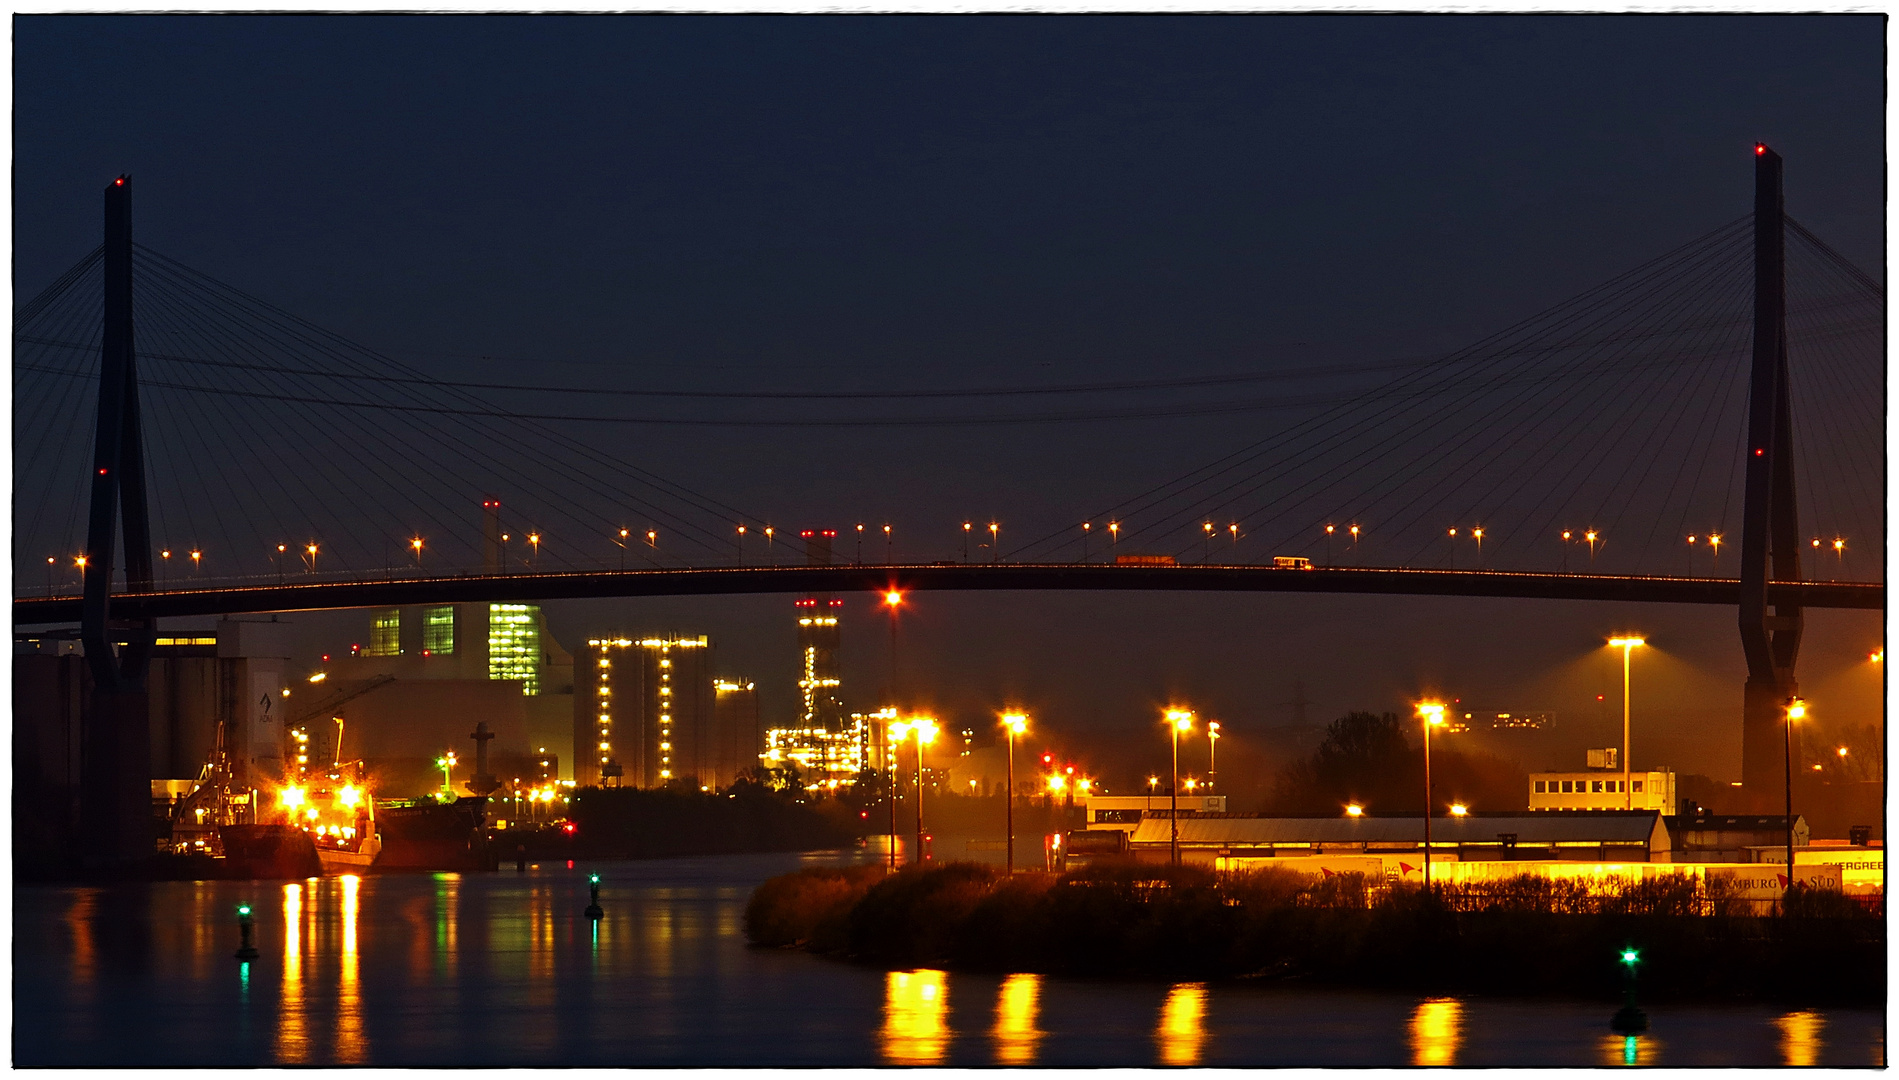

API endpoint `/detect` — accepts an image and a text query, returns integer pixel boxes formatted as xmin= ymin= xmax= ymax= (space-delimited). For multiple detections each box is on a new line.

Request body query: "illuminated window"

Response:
xmin=365 ymin=609 xmax=401 ymax=656
xmin=424 ymin=606 xmax=456 ymax=655
xmin=488 ymin=603 xmax=541 ymax=695
xmin=1632 ymin=780 xmax=1643 ymax=793
xmin=1592 ymin=781 xmax=1603 ymax=793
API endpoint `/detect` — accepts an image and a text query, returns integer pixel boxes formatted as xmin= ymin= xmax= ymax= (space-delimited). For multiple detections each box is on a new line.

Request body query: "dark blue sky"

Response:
xmin=14 ymin=16 xmax=1884 ymax=793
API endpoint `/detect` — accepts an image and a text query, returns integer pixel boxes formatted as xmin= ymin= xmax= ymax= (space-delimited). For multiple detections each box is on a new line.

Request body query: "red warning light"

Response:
xmin=321 ymin=654 xmax=330 ymax=663
xmin=97 ymin=468 xmax=107 ymax=475
xmin=114 ymin=178 xmax=124 ymax=186
xmin=1755 ymin=448 xmax=1764 ymax=456
xmin=1756 ymin=144 xmax=1767 ymax=156
xmin=562 ymin=823 xmax=577 ymax=835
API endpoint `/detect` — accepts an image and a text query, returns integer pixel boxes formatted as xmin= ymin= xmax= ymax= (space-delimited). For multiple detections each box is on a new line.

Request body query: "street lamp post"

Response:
xmin=1609 ymin=637 xmax=1647 ymax=809
xmin=1207 ymin=722 xmax=1221 ymax=791
xmin=1417 ymin=702 xmax=1446 ymax=892
xmin=911 ymin=718 xmax=938 ymax=865
xmin=886 ymin=716 xmax=902 ymax=870
xmin=883 ymin=590 xmax=903 ymax=704
xmin=989 ymin=522 xmax=999 ymax=562
xmin=1002 ymin=713 xmax=1027 ymax=874
xmin=1785 ymin=698 xmax=1806 ymax=886
xmin=1165 ymin=710 xmax=1194 ymax=866
xmin=1081 ymin=522 xmax=1091 ymax=563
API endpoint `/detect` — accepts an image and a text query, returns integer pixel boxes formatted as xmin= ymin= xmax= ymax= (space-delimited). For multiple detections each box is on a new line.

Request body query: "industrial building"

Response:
xmin=1112 ymin=810 xmax=1815 ymax=867
xmin=760 ymin=529 xmax=871 ymax=789
xmin=572 ymin=636 xmax=709 ymax=788
xmin=1530 ymin=769 xmax=1677 ymax=811
xmin=321 ymin=600 xmax=576 ymax=779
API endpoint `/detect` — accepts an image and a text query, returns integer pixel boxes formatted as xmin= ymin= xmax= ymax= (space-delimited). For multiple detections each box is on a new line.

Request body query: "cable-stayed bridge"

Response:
xmin=13 ymin=147 xmax=1882 ymax=860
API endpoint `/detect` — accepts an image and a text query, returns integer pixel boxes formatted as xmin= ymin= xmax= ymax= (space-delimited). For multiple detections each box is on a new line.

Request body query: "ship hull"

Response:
xmin=218 ymin=824 xmax=323 ymax=879
xmin=374 ymin=797 xmax=497 ymax=871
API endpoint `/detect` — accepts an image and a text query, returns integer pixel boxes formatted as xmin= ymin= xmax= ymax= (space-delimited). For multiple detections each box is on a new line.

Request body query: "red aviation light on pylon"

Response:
xmin=114 ymin=177 xmax=124 ymax=186
xmin=1756 ymin=144 xmax=1767 ymax=156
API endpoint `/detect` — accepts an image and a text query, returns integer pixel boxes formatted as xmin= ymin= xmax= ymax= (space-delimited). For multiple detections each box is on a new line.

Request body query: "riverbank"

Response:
xmin=745 ymin=860 xmax=1883 ymax=1005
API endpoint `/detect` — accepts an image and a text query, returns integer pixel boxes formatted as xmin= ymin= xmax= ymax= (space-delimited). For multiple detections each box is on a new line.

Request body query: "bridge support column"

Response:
xmin=1736 ymin=145 xmax=1803 ymax=808
xmin=78 ymin=174 xmax=158 ymax=871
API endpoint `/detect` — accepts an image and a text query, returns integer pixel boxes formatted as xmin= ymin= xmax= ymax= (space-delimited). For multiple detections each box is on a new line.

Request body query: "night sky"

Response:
xmin=13 ymin=15 xmax=1885 ymax=798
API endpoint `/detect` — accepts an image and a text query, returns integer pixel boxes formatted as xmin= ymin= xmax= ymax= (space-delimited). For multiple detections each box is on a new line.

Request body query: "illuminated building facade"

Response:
xmin=573 ymin=636 xmax=709 ymax=788
xmin=761 ymin=579 xmax=873 ymax=789
xmin=711 ymin=679 xmax=761 ymax=790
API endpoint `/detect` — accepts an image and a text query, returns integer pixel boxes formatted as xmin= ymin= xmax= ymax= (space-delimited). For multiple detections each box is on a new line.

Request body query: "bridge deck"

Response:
xmin=11 ymin=564 xmax=1880 ymax=623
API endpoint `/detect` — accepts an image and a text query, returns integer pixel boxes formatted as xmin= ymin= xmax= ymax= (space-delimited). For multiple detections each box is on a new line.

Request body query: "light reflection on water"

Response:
xmin=277 ymin=883 xmax=307 ymax=1064
xmin=1777 ymin=1010 xmax=1826 ymax=1066
xmin=1599 ymin=1032 xmax=1660 ymax=1066
xmin=11 ymin=853 xmax=1887 ymax=1068
xmin=992 ymin=972 xmax=1043 ymax=1065
xmin=336 ymin=875 xmax=366 ymax=1064
xmin=1156 ymin=982 xmax=1208 ymax=1066
xmin=1409 ymin=997 xmax=1463 ymax=1066
xmin=881 ymin=969 xmax=949 ymax=1065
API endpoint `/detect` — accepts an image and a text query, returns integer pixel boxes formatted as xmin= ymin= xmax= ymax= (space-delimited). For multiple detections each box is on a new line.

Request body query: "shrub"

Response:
xmin=849 ymin=862 xmax=1000 ymax=967
xmin=744 ymin=864 xmax=887 ymax=950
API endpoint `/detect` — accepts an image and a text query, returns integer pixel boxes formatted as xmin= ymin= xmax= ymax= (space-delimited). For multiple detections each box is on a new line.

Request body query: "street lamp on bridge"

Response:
xmin=410 ymin=537 xmax=424 ymax=570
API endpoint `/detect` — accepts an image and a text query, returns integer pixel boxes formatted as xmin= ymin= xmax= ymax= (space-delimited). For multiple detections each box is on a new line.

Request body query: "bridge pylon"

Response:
xmin=78 ymin=174 xmax=158 ymax=869
xmin=1736 ymin=144 xmax=1803 ymax=808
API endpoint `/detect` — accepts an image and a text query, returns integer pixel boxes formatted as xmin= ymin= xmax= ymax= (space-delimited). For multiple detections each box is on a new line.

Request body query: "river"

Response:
xmin=13 ymin=849 xmax=1883 ymax=1067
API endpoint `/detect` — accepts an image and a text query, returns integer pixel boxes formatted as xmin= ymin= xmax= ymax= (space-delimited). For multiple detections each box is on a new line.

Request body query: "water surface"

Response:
xmin=14 ymin=851 xmax=1884 ymax=1066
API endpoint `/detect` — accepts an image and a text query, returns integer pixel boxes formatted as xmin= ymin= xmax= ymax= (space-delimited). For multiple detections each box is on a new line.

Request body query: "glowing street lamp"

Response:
xmin=1416 ymin=702 xmax=1446 ymax=891
xmin=989 ymin=522 xmax=999 ymax=562
xmin=883 ymin=524 xmax=892 ymax=563
xmin=1708 ymin=532 xmax=1723 ymax=571
xmin=1109 ymin=521 xmax=1120 ymax=554
xmin=306 ymin=543 xmax=318 ymax=574
xmin=190 ymin=549 xmax=202 ymax=576
xmin=1081 ymin=522 xmax=1091 ymax=563
xmin=1585 ymin=530 xmax=1599 ymax=562
xmin=1833 ymin=537 xmax=1846 ymax=574
xmin=1608 ymin=637 xmax=1647 ymax=809
xmin=1345 ymin=803 xmax=1364 ymax=817
xmin=1449 ymin=803 xmax=1468 ymax=817
xmin=410 ymin=537 xmax=424 ymax=569
xmin=962 ymin=522 xmax=972 ymax=562
xmin=1165 ymin=709 xmax=1194 ymax=866
xmin=1561 ymin=529 xmax=1573 ymax=573
xmin=906 ymin=718 xmax=939 ymax=865
xmin=1207 ymin=722 xmax=1221 ymax=791
xmin=528 ymin=532 xmax=541 ymax=565
xmin=1001 ymin=712 xmax=1027 ymax=874
xmin=1784 ymin=698 xmax=1807 ymax=876
xmin=618 ymin=527 xmax=630 ymax=571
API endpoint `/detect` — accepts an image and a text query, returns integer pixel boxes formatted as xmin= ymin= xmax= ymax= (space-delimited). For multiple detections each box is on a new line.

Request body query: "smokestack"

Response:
xmin=482 ymin=497 xmax=502 ymax=573
xmin=803 ymin=529 xmax=834 ymax=566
